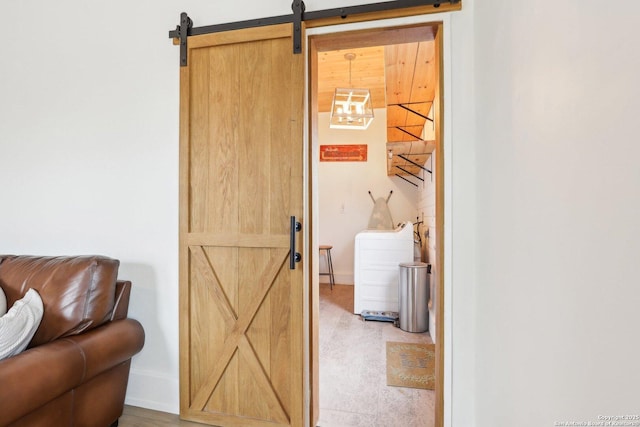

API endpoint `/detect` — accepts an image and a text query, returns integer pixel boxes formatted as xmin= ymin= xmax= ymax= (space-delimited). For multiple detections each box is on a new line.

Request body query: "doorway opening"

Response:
xmin=309 ymin=21 xmax=445 ymax=427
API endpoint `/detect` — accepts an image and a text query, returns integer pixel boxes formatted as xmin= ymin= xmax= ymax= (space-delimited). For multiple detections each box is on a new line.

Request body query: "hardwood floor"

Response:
xmin=119 ymin=406 xmax=203 ymax=426
xmin=121 ymin=284 xmax=433 ymax=427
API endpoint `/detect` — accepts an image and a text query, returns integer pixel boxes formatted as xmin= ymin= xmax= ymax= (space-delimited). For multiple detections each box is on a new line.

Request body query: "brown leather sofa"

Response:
xmin=0 ymin=255 xmax=145 ymax=427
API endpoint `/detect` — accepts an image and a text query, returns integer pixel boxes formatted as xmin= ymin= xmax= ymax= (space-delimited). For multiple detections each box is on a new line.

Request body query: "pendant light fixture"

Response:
xmin=329 ymin=53 xmax=374 ymax=130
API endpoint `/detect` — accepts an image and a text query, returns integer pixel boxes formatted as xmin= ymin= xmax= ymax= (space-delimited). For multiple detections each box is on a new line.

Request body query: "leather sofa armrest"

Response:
xmin=65 ymin=318 xmax=145 ymax=382
xmin=0 ymin=319 xmax=145 ymax=426
xmin=111 ymin=280 xmax=132 ymax=321
xmin=0 ymin=340 xmax=86 ymax=425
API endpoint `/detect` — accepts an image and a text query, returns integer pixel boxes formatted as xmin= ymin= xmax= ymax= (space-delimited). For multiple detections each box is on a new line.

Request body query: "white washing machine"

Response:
xmin=353 ymin=221 xmax=414 ymax=314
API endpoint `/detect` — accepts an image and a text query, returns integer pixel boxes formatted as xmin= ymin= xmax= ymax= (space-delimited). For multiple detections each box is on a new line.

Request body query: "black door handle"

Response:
xmin=290 ymin=216 xmax=302 ymax=270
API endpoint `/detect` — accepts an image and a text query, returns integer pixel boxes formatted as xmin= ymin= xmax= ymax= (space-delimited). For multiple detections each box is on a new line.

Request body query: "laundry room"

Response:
xmin=315 ymin=37 xmax=439 ymax=336
xmin=312 ymin=25 xmax=441 ymax=426
xmin=316 ymin=108 xmax=437 ymax=335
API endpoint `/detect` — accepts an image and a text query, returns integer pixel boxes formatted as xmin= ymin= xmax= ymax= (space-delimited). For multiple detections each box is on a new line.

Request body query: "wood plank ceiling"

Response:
xmin=317 ymin=40 xmax=436 ymax=180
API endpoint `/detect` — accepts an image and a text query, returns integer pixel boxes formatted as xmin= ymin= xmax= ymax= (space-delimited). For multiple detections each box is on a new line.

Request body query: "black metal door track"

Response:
xmin=169 ymin=0 xmax=460 ymax=65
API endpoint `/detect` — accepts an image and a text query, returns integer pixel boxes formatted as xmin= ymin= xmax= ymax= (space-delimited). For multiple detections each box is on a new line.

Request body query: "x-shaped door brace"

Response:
xmin=189 ymin=245 xmax=290 ymax=424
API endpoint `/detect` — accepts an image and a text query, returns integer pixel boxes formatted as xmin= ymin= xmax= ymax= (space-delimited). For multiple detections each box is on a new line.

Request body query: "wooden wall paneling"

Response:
xmin=410 ymin=41 xmax=436 ymax=103
xmin=384 ymin=42 xmax=419 ymax=106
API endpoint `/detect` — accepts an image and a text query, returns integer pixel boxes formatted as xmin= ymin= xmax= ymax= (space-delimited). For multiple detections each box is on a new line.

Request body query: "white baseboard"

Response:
xmin=319 ymin=272 xmax=354 ymax=285
xmin=125 ymin=368 xmax=179 ymax=414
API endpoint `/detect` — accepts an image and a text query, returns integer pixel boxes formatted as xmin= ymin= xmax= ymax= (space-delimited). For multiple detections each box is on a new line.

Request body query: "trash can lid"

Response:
xmin=399 ymin=262 xmax=430 ymax=268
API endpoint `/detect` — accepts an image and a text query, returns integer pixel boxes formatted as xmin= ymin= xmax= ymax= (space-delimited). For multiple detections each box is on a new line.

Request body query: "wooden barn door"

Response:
xmin=178 ymin=23 xmax=305 ymax=427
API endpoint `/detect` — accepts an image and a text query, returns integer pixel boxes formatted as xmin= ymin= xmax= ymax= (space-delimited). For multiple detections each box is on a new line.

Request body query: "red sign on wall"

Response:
xmin=319 ymin=144 xmax=368 ymax=162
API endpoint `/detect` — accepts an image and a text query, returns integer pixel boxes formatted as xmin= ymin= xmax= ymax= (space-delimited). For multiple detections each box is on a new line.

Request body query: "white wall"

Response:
xmin=417 ymin=112 xmax=437 ymax=342
xmin=417 ymin=105 xmax=437 ymax=268
xmin=473 ymin=1 xmax=640 ymax=426
xmin=417 ymin=151 xmax=437 ymax=340
xmin=318 ymin=109 xmax=419 ymax=284
xmin=0 ymin=1 xmax=183 ymax=412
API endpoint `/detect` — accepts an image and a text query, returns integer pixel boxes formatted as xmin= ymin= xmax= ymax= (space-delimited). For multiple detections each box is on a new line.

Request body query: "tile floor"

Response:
xmin=317 ymin=283 xmax=434 ymax=427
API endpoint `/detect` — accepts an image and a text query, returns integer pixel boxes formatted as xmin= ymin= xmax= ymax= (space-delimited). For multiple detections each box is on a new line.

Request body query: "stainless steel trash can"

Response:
xmin=398 ymin=262 xmax=430 ymax=332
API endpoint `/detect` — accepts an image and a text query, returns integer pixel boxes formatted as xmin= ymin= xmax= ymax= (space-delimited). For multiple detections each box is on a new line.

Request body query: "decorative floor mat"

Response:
xmin=386 ymin=342 xmax=435 ymax=390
